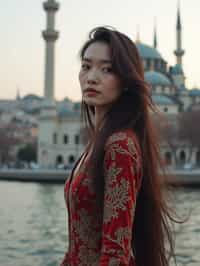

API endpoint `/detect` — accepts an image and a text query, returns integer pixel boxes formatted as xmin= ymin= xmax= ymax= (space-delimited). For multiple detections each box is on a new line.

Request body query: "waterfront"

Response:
xmin=0 ymin=181 xmax=199 ymax=266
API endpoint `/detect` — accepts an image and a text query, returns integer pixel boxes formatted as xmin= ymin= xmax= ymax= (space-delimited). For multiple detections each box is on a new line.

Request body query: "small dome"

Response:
xmin=152 ymin=95 xmax=176 ymax=105
xmin=136 ymin=43 xmax=163 ymax=60
xmin=58 ymin=108 xmax=80 ymax=118
xmin=73 ymin=102 xmax=81 ymax=111
xmin=189 ymin=88 xmax=200 ymax=97
xmin=171 ymin=64 xmax=184 ymax=75
xmin=145 ymin=71 xmax=172 ymax=86
xmin=22 ymin=94 xmax=43 ymax=101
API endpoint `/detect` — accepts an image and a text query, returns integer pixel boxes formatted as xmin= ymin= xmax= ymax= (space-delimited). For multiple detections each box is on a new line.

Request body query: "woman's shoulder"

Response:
xmin=105 ymin=128 xmax=141 ymax=154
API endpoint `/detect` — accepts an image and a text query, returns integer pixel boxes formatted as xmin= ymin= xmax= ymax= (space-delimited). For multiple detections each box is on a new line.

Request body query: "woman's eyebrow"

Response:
xmin=82 ymin=57 xmax=112 ymax=64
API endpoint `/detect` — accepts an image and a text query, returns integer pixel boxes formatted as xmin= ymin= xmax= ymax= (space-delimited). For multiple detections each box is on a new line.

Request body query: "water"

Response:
xmin=0 ymin=181 xmax=199 ymax=266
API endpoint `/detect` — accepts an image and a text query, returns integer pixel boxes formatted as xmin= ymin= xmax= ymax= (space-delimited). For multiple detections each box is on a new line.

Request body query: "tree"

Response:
xmin=0 ymin=128 xmax=18 ymax=163
xmin=17 ymin=143 xmax=37 ymax=163
xmin=153 ymin=113 xmax=179 ymax=165
xmin=178 ymin=110 xmax=200 ymax=161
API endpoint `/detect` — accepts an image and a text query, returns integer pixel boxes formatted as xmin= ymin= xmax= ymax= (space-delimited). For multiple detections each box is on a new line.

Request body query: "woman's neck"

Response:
xmin=94 ymin=105 xmax=111 ymax=132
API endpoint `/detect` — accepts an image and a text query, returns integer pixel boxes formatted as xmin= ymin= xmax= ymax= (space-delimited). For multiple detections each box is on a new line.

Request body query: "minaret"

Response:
xmin=16 ymin=87 xmax=21 ymax=101
xmin=42 ymin=0 xmax=59 ymax=104
xmin=174 ymin=1 xmax=184 ymax=65
xmin=153 ymin=19 xmax=157 ymax=49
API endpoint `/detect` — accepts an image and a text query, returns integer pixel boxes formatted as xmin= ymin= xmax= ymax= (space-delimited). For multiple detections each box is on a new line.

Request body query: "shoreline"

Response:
xmin=0 ymin=168 xmax=200 ymax=187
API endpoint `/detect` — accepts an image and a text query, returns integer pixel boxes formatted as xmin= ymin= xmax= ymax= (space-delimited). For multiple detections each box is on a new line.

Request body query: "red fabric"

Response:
xmin=61 ymin=129 xmax=142 ymax=266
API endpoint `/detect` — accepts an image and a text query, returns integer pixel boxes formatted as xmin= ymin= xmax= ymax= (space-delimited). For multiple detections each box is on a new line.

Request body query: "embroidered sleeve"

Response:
xmin=99 ymin=131 xmax=142 ymax=265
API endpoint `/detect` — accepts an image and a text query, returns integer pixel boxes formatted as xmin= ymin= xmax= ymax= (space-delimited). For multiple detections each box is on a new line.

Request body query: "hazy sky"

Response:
xmin=1 ymin=0 xmax=199 ymax=102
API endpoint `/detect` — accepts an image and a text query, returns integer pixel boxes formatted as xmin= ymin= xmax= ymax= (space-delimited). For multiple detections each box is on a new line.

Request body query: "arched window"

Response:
xmin=56 ymin=154 xmax=63 ymax=165
xmin=74 ymin=134 xmax=79 ymax=145
xmin=68 ymin=155 xmax=75 ymax=164
xmin=63 ymin=134 xmax=68 ymax=144
xmin=179 ymin=150 xmax=186 ymax=165
xmin=53 ymin=133 xmax=57 ymax=144
xmin=165 ymin=152 xmax=172 ymax=165
xmin=196 ymin=150 xmax=200 ymax=166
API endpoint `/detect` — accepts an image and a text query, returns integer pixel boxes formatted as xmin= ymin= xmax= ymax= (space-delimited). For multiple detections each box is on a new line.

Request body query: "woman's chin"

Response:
xmin=84 ymin=98 xmax=99 ymax=106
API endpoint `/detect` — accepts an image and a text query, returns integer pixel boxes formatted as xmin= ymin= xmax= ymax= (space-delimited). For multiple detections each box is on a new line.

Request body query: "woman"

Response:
xmin=61 ymin=26 xmax=178 ymax=266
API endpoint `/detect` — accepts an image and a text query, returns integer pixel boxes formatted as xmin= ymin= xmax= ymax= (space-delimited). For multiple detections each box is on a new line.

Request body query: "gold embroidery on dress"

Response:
xmin=110 ymin=143 xmax=130 ymax=160
xmin=114 ymin=227 xmax=130 ymax=245
xmin=108 ymin=257 xmax=121 ymax=266
xmin=104 ymin=178 xmax=130 ymax=223
xmin=104 ymin=161 xmax=122 ymax=185
xmin=103 ymin=133 xmax=139 ymax=224
xmin=105 ymin=132 xmax=127 ymax=148
xmin=127 ymin=137 xmax=137 ymax=157
xmin=72 ymin=208 xmax=101 ymax=265
xmin=78 ymin=245 xmax=99 ymax=266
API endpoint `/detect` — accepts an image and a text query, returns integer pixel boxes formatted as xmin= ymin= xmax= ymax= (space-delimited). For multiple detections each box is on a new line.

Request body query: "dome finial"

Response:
xmin=177 ymin=0 xmax=181 ymax=30
xmin=174 ymin=0 xmax=184 ymax=65
xmin=153 ymin=17 xmax=158 ymax=49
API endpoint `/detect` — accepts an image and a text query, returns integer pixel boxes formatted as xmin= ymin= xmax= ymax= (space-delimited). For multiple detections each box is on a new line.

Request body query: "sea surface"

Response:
xmin=0 ymin=180 xmax=199 ymax=266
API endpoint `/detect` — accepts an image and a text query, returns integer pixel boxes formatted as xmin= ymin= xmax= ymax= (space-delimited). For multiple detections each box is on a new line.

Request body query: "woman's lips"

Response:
xmin=86 ymin=91 xmax=98 ymax=96
xmin=85 ymin=88 xmax=99 ymax=93
xmin=84 ymin=89 xmax=100 ymax=96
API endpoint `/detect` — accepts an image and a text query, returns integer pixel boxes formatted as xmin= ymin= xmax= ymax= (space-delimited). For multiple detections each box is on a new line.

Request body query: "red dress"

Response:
xmin=61 ymin=129 xmax=143 ymax=266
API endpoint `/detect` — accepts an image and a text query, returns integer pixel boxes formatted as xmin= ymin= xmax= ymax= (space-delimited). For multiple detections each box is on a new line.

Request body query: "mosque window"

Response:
xmin=146 ymin=59 xmax=151 ymax=69
xmin=63 ymin=134 xmax=68 ymax=144
xmin=68 ymin=155 xmax=75 ymax=164
xmin=196 ymin=151 xmax=200 ymax=166
xmin=74 ymin=134 xmax=79 ymax=145
xmin=165 ymin=152 xmax=172 ymax=165
xmin=53 ymin=133 xmax=57 ymax=144
xmin=154 ymin=60 xmax=158 ymax=70
xmin=179 ymin=150 xmax=186 ymax=165
xmin=165 ymin=87 xmax=169 ymax=94
xmin=156 ymin=86 xmax=162 ymax=93
xmin=56 ymin=155 xmax=63 ymax=165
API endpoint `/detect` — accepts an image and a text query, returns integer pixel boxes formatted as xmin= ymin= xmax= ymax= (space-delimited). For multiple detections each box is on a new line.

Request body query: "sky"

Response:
xmin=0 ymin=0 xmax=200 ymax=102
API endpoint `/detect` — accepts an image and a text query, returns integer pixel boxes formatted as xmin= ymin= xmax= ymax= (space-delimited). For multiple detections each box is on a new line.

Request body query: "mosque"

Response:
xmin=37 ymin=0 xmax=200 ymax=168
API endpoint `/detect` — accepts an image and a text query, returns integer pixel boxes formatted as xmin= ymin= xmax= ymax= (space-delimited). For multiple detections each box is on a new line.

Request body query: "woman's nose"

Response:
xmin=87 ymin=69 xmax=99 ymax=84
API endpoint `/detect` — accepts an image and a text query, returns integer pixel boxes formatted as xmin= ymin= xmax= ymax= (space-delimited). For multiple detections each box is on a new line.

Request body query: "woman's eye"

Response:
xmin=102 ymin=67 xmax=112 ymax=73
xmin=81 ymin=64 xmax=90 ymax=71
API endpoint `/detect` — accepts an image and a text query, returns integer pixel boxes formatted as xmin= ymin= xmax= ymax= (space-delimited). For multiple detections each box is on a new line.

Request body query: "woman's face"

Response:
xmin=79 ymin=42 xmax=122 ymax=109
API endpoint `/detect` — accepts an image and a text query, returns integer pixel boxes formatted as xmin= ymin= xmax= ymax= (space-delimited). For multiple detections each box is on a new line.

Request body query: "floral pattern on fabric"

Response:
xmin=60 ymin=129 xmax=142 ymax=266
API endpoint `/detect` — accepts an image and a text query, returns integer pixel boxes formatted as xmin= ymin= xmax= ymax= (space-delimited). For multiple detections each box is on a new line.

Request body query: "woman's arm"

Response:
xmin=99 ymin=131 xmax=142 ymax=265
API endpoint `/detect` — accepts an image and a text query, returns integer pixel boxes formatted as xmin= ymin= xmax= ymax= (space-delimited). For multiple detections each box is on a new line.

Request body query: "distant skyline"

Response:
xmin=1 ymin=0 xmax=200 ymax=102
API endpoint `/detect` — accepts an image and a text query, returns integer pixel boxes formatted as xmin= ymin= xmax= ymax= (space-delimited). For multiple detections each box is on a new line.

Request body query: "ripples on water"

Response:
xmin=0 ymin=181 xmax=199 ymax=266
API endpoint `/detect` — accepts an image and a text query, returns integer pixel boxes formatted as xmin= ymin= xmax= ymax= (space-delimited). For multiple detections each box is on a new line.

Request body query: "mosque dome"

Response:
xmin=136 ymin=43 xmax=163 ymax=60
xmin=22 ymin=94 xmax=43 ymax=101
xmin=152 ymin=95 xmax=175 ymax=105
xmin=171 ymin=64 xmax=184 ymax=75
xmin=188 ymin=88 xmax=200 ymax=97
xmin=145 ymin=71 xmax=172 ymax=86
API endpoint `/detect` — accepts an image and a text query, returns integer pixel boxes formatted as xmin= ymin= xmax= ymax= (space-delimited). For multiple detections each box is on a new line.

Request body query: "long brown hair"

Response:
xmin=79 ymin=26 xmax=180 ymax=266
